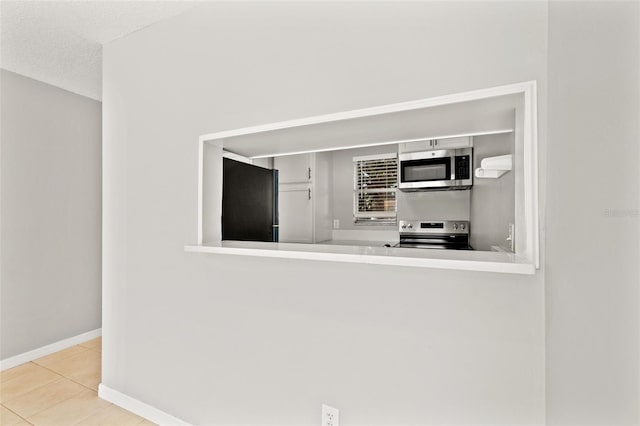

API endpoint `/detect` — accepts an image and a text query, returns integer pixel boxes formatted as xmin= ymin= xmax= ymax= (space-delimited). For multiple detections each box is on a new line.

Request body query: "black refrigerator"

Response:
xmin=222 ymin=157 xmax=279 ymax=242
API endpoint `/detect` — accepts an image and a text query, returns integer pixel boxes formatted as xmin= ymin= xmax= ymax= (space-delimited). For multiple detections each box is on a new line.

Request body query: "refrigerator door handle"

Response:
xmin=273 ymin=169 xmax=279 ymax=242
xmin=308 ymin=188 xmax=311 ymax=200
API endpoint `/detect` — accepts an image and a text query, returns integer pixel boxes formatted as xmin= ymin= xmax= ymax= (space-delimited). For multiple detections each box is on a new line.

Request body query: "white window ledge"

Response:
xmin=184 ymin=241 xmax=535 ymax=275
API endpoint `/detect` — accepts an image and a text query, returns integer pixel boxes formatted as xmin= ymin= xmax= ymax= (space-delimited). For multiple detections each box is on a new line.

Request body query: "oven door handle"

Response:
xmin=399 ymin=237 xmax=458 ymax=244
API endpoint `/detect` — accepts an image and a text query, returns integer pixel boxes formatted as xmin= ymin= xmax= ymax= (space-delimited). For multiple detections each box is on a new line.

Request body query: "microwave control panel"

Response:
xmin=455 ymin=155 xmax=471 ymax=180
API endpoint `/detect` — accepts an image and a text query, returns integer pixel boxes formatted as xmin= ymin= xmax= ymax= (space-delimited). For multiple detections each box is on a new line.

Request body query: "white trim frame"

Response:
xmin=199 ymin=83 xmax=529 ymax=142
xmin=523 ymin=82 xmax=541 ymax=268
xmin=197 ymin=136 xmax=204 ymax=245
xmin=195 ymin=80 xmax=540 ymax=269
xmin=0 ymin=328 xmax=102 ymax=371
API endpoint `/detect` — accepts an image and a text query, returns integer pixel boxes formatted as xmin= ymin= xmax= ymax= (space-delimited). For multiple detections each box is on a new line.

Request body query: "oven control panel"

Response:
xmin=399 ymin=220 xmax=470 ymax=235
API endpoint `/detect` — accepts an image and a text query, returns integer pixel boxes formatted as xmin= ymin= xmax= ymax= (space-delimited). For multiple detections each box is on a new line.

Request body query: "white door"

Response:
xmin=274 ymin=153 xmax=313 ymax=184
xmin=278 ymin=187 xmax=313 ymax=243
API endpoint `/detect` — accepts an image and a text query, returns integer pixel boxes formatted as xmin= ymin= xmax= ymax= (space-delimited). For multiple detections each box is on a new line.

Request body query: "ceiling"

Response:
xmin=0 ymin=0 xmax=201 ymax=101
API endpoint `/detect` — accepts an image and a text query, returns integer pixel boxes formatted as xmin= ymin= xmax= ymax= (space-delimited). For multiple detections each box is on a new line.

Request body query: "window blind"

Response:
xmin=353 ymin=153 xmax=398 ymax=223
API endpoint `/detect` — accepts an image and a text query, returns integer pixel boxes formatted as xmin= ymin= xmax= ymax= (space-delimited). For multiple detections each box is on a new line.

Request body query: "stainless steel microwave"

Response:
xmin=398 ymin=148 xmax=473 ymax=191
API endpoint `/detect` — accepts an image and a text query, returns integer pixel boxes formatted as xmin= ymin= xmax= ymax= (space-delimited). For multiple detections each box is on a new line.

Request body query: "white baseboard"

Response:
xmin=98 ymin=384 xmax=191 ymax=426
xmin=0 ymin=328 xmax=102 ymax=371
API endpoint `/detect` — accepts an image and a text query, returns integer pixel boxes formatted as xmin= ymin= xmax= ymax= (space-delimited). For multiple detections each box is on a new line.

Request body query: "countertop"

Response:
xmin=185 ymin=240 xmax=535 ymax=274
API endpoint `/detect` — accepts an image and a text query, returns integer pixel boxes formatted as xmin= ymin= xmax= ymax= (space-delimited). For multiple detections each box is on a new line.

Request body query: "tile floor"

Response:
xmin=0 ymin=338 xmax=156 ymax=426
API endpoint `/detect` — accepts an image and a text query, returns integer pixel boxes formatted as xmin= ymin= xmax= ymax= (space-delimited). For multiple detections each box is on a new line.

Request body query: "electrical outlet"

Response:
xmin=333 ymin=219 xmax=340 ymax=229
xmin=322 ymin=404 xmax=339 ymax=426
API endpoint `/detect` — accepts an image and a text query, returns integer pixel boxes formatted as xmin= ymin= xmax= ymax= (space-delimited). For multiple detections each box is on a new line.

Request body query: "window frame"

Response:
xmin=352 ymin=152 xmax=398 ymax=224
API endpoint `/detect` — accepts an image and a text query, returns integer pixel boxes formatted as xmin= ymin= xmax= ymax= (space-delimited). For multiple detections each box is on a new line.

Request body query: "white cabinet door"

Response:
xmin=274 ymin=154 xmax=313 ymax=184
xmin=398 ymin=140 xmax=431 ymax=153
xmin=432 ymin=136 xmax=472 ymax=150
xmin=278 ymin=188 xmax=313 ymax=243
xmin=398 ymin=137 xmax=472 ymax=153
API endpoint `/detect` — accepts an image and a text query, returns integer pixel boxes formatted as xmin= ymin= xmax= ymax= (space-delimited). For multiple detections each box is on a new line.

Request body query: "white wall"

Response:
xmin=397 ymin=190 xmax=471 ymax=223
xmin=0 ymin=70 xmax=102 ymax=359
xmin=545 ymin=1 xmax=640 ymax=424
xmin=470 ymin=133 xmax=515 ymax=251
xmin=102 ymin=2 xmax=548 ymax=424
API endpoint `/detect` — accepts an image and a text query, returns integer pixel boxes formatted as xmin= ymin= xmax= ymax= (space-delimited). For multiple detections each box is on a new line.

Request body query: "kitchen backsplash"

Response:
xmin=397 ymin=189 xmax=471 ymax=221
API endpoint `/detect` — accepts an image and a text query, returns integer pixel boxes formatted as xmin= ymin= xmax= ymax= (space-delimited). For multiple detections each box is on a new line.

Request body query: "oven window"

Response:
xmin=401 ymin=158 xmax=450 ymax=182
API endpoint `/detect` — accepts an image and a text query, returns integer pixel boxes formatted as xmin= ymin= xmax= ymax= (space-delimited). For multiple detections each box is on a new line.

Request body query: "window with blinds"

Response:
xmin=353 ymin=153 xmax=398 ymax=223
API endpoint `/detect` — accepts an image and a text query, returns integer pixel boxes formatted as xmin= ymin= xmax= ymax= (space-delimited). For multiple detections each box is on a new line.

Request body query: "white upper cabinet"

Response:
xmin=399 ymin=136 xmax=472 ymax=153
xmin=274 ymin=152 xmax=333 ymax=244
xmin=274 ymin=153 xmax=313 ymax=184
xmin=432 ymin=136 xmax=472 ymax=149
xmin=398 ymin=140 xmax=431 ymax=153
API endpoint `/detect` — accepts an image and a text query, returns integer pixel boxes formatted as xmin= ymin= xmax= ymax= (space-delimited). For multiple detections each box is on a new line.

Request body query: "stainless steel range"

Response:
xmin=396 ymin=220 xmax=472 ymax=250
